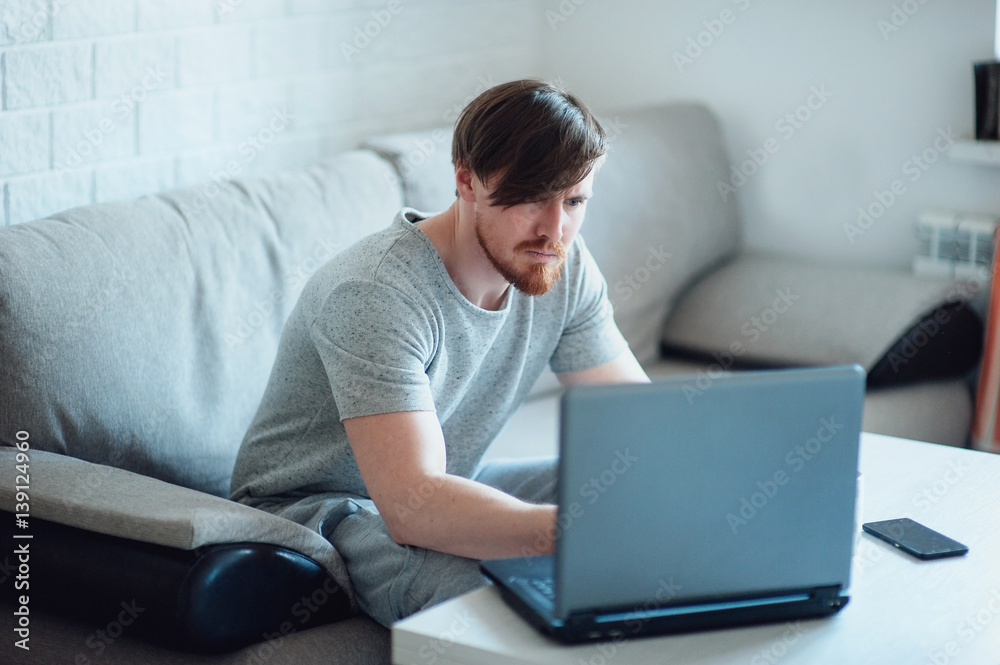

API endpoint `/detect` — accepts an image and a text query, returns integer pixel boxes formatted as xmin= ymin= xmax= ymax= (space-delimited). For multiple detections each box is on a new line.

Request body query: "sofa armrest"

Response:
xmin=0 ymin=514 xmax=354 ymax=652
xmin=660 ymin=251 xmax=982 ymax=382
xmin=0 ymin=447 xmax=353 ymax=600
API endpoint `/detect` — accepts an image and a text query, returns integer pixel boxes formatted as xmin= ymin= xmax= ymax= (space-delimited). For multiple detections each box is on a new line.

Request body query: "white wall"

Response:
xmin=539 ymin=0 xmax=1000 ymax=269
xmin=4 ymin=0 xmax=998 ymax=271
xmin=0 ymin=0 xmax=543 ymax=225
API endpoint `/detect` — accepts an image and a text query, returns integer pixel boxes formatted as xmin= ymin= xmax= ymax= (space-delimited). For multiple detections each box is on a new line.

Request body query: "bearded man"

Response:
xmin=231 ymin=79 xmax=649 ymax=627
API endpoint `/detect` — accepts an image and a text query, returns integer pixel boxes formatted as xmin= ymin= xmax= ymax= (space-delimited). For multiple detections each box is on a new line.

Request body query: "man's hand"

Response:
xmin=343 ymin=410 xmax=556 ymax=559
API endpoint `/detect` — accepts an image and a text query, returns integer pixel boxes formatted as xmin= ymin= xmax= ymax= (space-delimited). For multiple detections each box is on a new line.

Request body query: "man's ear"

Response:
xmin=455 ymin=162 xmax=477 ymax=202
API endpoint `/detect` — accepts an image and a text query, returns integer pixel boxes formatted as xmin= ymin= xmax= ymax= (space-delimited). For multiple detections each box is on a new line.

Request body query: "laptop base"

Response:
xmin=481 ymin=556 xmax=849 ymax=645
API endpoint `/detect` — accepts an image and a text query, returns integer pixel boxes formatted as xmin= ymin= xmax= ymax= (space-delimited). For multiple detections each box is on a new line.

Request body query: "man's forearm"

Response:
xmin=385 ymin=474 xmax=557 ymax=560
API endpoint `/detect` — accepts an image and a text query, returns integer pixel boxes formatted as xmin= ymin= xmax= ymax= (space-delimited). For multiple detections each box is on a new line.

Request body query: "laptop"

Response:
xmin=481 ymin=365 xmax=865 ymax=643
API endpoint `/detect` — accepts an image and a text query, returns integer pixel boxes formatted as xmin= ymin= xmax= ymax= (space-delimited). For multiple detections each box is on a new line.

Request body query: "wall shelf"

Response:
xmin=951 ymin=139 xmax=1000 ymax=167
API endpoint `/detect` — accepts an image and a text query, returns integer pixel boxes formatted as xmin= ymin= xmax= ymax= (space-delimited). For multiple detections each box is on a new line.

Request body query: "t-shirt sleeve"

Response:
xmin=549 ymin=236 xmax=631 ymax=375
xmin=310 ymin=279 xmax=437 ymax=420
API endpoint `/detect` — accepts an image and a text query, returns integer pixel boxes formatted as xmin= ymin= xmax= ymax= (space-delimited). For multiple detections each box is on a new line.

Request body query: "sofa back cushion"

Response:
xmin=0 ymin=151 xmax=403 ymax=496
xmin=365 ymin=103 xmax=742 ymax=364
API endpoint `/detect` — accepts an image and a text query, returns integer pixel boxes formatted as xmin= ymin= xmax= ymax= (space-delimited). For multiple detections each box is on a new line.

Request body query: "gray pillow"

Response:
xmin=0 ymin=151 xmax=403 ymax=496
xmin=660 ymin=251 xmax=973 ymax=373
xmin=582 ymin=104 xmax=742 ymax=364
xmin=362 ymin=128 xmax=456 ymax=214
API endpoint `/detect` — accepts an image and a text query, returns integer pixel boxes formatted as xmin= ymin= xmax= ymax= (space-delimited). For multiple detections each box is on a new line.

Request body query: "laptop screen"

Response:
xmin=554 ymin=365 xmax=864 ymax=619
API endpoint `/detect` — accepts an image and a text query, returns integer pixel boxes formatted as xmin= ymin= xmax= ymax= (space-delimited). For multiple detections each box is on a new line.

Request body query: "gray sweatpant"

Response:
xmin=270 ymin=456 xmax=557 ymax=627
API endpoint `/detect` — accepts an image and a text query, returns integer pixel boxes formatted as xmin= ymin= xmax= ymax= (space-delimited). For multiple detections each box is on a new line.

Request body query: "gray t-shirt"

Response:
xmin=230 ymin=208 xmax=629 ymax=503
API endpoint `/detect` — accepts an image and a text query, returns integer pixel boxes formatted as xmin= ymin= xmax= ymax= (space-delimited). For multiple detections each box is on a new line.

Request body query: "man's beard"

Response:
xmin=474 ymin=213 xmax=567 ymax=296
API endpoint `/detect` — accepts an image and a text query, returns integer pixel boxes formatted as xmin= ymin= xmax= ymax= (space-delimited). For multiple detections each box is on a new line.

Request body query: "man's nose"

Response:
xmin=535 ymin=200 xmax=565 ymax=239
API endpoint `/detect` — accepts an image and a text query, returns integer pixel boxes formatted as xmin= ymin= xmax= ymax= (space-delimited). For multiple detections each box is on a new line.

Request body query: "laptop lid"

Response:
xmin=553 ymin=365 xmax=864 ymax=620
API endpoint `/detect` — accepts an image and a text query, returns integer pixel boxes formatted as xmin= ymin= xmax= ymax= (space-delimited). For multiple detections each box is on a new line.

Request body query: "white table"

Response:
xmin=393 ymin=433 xmax=1000 ymax=664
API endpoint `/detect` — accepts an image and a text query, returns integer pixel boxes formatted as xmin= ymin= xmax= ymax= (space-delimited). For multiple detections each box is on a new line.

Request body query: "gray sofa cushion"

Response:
xmin=581 ymin=104 xmax=742 ymax=364
xmin=0 ymin=151 xmax=403 ymax=497
xmin=365 ymin=103 xmax=742 ymax=365
xmin=660 ymin=251 xmax=971 ymax=372
xmin=363 ymin=128 xmax=455 ymax=214
xmin=863 ymin=379 xmax=974 ymax=447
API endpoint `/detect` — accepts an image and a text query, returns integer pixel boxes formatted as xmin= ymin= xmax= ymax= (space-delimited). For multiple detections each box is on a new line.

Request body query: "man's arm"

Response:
xmin=343 ymin=410 xmax=555 ymax=559
xmin=557 ymin=349 xmax=650 ymax=386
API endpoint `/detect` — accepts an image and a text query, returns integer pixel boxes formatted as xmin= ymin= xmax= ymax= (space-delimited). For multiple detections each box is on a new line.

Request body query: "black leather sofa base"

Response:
xmin=0 ymin=512 xmax=365 ymax=654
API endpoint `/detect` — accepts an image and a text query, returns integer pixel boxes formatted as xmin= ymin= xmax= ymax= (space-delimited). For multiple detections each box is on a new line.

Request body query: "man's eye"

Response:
xmin=566 ymin=198 xmax=585 ymax=208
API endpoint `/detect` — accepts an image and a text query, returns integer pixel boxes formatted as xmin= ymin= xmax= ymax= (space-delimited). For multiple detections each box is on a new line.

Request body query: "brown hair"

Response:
xmin=451 ymin=79 xmax=606 ymax=208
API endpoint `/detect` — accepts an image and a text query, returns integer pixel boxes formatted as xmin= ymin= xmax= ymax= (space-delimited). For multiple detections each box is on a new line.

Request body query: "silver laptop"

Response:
xmin=481 ymin=365 xmax=865 ymax=643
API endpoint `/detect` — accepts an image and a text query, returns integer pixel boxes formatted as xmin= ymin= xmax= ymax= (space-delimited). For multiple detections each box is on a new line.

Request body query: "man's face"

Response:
xmin=473 ymin=169 xmax=595 ymax=296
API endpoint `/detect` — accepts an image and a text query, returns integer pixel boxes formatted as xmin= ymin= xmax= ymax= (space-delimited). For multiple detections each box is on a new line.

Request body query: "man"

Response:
xmin=230 ymin=79 xmax=649 ymax=627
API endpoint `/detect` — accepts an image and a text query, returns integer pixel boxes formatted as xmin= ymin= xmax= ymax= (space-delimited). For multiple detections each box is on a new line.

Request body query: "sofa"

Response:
xmin=0 ymin=102 xmax=981 ymax=664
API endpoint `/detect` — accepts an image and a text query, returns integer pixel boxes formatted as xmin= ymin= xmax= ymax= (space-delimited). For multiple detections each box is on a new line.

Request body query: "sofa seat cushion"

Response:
xmin=0 ymin=151 xmax=403 ymax=496
xmin=660 ymin=251 xmax=980 ymax=383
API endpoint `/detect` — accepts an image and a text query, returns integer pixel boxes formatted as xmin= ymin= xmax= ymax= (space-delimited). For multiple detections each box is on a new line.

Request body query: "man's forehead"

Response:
xmin=475 ymin=163 xmax=597 ymax=204
xmin=563 ymin=169 xmax=596 ymax=196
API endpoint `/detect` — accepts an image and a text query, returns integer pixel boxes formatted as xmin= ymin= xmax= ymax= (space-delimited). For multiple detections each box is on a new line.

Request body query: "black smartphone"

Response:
xmin=862 ymin=518 xmax=969 ymax=560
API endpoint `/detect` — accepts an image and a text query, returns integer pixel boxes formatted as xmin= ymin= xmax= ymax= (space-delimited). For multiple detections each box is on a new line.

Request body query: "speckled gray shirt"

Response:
xmin=230 ymin=208 xmax=629 ymax=503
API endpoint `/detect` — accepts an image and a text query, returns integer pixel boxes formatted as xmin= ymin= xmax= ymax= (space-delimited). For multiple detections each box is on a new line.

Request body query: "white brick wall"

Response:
xmin=0 ymin=0 xmax=544 ymax=225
